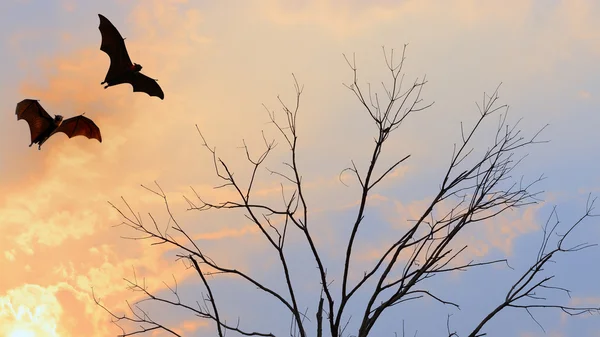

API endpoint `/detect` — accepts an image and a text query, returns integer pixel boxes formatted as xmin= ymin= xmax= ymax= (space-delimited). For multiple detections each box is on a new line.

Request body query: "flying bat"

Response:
xmin=98 ymin=13 xmax=164 ymax=100
xmin=16 ymin=99 xmax=102 ymax=150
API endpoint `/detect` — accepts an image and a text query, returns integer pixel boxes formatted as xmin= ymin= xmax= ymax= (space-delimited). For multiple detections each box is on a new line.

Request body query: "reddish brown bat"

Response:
xmin=98 ymin=14 xmax=164 ymax=100
xmin=16 ymin=99 xmax=102 ymax=150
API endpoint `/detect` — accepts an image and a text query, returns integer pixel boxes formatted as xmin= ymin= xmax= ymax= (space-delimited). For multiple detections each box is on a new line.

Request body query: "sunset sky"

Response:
xmin=1 ymin=0 xmax=599 ymax=336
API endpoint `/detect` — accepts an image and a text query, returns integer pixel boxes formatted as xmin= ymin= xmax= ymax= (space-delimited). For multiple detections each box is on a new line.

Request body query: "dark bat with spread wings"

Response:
xmin=98 ymin=14 xmax=164 ymax=100
xmin=16 ymin=99 xmax=102 ymax=150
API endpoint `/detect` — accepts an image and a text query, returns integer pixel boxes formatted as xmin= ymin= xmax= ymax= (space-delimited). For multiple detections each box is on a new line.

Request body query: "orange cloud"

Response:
xmin=259 ymin=0 xmax=535 ymax=37
xmin=0 ymin=282 xmax=117 ymax=337
xmin=578 ymin=90 xmax=592 ymax=100
xmin=61 ymin=0 xmax=76 ymax=13
xmin=346 ymin=193 xmax=545 ymax=285
xmin=0 ymin=2 xmax=229 ymax=336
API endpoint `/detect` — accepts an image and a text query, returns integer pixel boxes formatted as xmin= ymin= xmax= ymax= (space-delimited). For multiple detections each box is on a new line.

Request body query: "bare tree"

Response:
xmin=94 ymin=45 xmax=599 ymax=337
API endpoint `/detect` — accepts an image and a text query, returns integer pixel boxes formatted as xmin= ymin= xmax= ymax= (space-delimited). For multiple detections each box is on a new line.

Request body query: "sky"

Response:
xmin=0 ymin=0 xmax=599 ymax=336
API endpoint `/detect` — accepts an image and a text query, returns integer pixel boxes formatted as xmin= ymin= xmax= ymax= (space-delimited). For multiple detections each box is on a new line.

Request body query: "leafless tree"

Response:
xmin=94 ymin=45 xmax=599 ymax=337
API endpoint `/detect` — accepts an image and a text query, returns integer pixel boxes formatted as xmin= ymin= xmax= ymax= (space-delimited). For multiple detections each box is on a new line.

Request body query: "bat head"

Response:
xmin=132 ymin=63 xmax=143 ymax=72
xmin=54 ymin=115 xmax=64 ymax=123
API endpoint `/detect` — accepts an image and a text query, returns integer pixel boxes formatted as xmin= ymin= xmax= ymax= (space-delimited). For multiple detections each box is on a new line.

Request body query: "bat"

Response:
xmin=16 ymin=99 xmax=102 ymax=150
xmin=98 ymin=14 xmax=164 ymax=100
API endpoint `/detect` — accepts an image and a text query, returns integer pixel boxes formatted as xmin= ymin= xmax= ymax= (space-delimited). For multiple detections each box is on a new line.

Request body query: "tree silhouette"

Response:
xmin=94 ymin=46 xmax=599 ymax=337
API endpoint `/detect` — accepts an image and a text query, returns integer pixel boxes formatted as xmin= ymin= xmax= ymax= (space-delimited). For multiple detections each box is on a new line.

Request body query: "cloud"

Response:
xmin=258 ymin=0 xmax=535 ymax=38
xmin=0 ymin=2 xmax=227 ymax=335
xmin=259 ymin=0 xmax=407 ymax=36
xmin=346 ymin=193 xmax=544 ymax=281
xmin=578 ymin=90 xmax=592 ymax=100
xmin=61 ymin=0 xmax=76 ymax=12
xmin=169 ymin=319 xmax=210 ymax=335
xmin=0 ymin=282 xmax=113 ymax=337
xmin=0 ymin=284 xmax=62 ymax=337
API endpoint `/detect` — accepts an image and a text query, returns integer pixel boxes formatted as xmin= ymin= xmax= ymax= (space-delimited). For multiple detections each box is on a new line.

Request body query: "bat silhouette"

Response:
xmin=16 ymin=99 xmax=102 ymax=150
xmin=98 ymin=14 xmax=164 ymax=100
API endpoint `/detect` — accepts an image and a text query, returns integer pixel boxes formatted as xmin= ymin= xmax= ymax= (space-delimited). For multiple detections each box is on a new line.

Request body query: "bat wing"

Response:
xmin=15 ymin=99 xmax=54 ymax=144
xmin=55 ymin=115 xmax=102 ymax=143
xmin=98 ymin=14 xmax=133 ymax=81
xmin=131 ymin=72 xmax=165 ymax=100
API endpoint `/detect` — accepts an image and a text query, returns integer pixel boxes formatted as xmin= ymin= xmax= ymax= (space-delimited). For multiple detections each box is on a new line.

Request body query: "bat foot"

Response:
xmin=28 ymin=143 xmax=32 ymax=147
xmin=104 ymin=85 xmax=109 ymax=89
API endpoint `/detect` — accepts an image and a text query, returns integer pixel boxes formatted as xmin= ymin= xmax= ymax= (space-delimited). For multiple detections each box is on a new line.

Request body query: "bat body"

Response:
xmin=16 ymin=99 xmax=102 ymax=150
xmin=98 ymin=14 xmax=164 ymax=100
